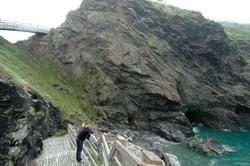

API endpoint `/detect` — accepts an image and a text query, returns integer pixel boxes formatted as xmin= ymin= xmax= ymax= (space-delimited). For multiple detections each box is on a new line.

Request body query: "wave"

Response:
xmin=239 ymin=127 xmax=249 ymax=132
xmin=222 ymin=129 xmax=231 ymax=132
xmin=223 ymin=145 xmax=237 ymax=152
xmin=192 ymin=123 xmax=204 ymax=134
xmin=209 ymin=158 xmax=218 ymax=166
xmin=193 ymin=126 xmax=200 ymax=133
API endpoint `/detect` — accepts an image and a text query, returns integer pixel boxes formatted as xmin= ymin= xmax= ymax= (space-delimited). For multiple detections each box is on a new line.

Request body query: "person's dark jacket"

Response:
xmin=77 ymin=127 xmax=93 ymax=141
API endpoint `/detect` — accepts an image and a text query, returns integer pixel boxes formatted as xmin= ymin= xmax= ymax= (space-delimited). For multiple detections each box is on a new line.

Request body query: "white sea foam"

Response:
xmin=223 ymin=145 xmax=237 ymax=152
xmin=239 ymin=127 xmax=248 ymax=132
xmin=222 ymin=129 xmax=231 ymax=132
xmin=193 ymin=126 xmax=200 ymax=133
xmin=209 ymin=159 xmax=218 ymax=166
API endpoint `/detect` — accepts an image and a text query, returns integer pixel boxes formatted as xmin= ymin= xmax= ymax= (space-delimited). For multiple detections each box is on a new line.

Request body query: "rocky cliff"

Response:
xmin=17 ymin=0 xmax=250 ymax=142
xmin=0 ymin=76 xmax=60 ymax=165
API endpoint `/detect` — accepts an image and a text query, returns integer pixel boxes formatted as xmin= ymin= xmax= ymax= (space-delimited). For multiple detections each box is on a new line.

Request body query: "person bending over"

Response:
xmin=76 ymin=124 xmax=93 ymax=163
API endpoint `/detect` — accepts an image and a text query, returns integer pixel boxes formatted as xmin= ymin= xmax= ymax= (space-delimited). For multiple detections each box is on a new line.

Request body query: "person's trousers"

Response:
xmin=76 ymin=139 xmax=83 ymax=162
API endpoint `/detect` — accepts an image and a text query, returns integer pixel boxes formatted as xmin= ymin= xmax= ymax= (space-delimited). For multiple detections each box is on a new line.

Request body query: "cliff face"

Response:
xmin=0 ymin=76 xmax=60 ymax=165
xmin=17 ymin=0 xmax=250 ymax=142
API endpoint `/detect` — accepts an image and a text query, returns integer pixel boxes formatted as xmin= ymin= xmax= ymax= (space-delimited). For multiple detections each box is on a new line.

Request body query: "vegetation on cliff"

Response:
xmin=0 ymin=36 xmax=96 ymax=123
xmin=1 ymin=0 xmax=250 ymax=142
xmin=220 ymin=22 xmax=250 ymax=44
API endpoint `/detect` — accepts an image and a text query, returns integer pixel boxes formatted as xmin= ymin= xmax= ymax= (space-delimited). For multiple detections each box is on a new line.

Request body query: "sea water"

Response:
xmin=137 ymin=124 xmax=250 ymax=166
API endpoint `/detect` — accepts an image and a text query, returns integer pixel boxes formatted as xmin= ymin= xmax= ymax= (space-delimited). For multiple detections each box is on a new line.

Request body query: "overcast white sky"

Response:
xmin=0 ymin=0 xmax=249 ymax=43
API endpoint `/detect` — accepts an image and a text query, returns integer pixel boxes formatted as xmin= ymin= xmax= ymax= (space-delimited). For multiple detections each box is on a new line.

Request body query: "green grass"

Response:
xmin=220 ymin=22 xmax=250 ymax=42
xmin=145 ymin=0 xmax=202 ymax=18
xmin=146 ymin=0 xmax=250 ymax=43
xmin=57 ymin=128 xmax=68 ymax=136
xmin=86 ymin=147 xmax=99 ymax=165
xmin=0 ymin=36 xmax=96 ymax=123
xmin=36 ymin=111 xmax=45 ymax=116
xmin=233 ymin=84 xmax=246 ymax=96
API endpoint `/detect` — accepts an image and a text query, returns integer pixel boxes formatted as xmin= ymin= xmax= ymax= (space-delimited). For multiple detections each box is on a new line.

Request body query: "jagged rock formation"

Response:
xmin=17 ymin=0 xmax=250 ymax=142
xmin=187 ymin=136 xmax=225 ymax=156
xmin=0 ymin=76 xmax=60 ymax=166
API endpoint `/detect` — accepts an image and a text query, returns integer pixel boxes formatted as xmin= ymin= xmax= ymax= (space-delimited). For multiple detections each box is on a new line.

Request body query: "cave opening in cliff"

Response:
xmin=235 ymin=105 xmax=250 ymax=115
xmin=127 ymin=114 xmax=135 ymax=127
xmin=185 ymin=111 xmax=201 ymax=124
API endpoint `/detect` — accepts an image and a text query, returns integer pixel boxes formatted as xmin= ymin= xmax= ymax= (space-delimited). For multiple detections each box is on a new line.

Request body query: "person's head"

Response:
xmin=85 ymin=124 xmax=93 ymax=131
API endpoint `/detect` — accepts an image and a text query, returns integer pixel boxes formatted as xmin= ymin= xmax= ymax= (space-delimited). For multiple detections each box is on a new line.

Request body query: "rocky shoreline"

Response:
xmin=2 ymin=0 xmax=250 ymax=165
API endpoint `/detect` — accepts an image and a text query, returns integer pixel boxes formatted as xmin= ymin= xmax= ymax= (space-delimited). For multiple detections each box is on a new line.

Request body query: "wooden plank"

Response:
xmin=108 ymin=143 xmax=117 ymax=160
xmin=115 ymin=141 xmax=158 ymax=166
xmin=86 ymin=140 xmax=98 ymax=156
xmin=98 ymin=143 xmax=109 ymax=166
xmin=83 ymin=144 xmax=98 ymax=166
xmin=116 ymin=135 xmax=127 ymax=147
xmin=102 ymin=134 xmax=110 ymax=156
xmin=142 ymin=150 xmax=164 ymax=166
xmin=110 ymin=157 xmax=122 ymax=166
xmin=115 ymin=140 xmax=142 ymax=165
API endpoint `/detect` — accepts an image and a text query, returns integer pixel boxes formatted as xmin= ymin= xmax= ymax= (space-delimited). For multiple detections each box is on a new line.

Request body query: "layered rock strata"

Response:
xmin=17 ymin=0 xmax=250 ymax=141
xmin=0 ymin=76 xmax=60 ymax=166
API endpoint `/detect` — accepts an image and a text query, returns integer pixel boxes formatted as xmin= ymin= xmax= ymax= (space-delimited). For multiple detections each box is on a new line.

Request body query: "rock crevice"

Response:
xmin=0 ymin=76 xmax=60 ymax=166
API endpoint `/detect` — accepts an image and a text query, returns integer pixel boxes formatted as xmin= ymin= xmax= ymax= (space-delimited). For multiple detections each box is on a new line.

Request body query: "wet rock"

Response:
xmin=164 ymin=153 xmax=181 ymax=166
xmin=187 ymin=136 xmax=225 ymax=156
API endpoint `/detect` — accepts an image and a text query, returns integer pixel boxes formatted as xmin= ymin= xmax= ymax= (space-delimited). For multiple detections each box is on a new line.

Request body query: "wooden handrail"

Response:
xmin=102 ymin=134 xmax=110 ymax=156
xmin=98 ymin=143 xmax=109 ymax=166
xmin=86 ymin=139 xmax=98 ymax=156
xmin=110 ymin=157 xmax=122 ymax=166
xmin=109 ymin=140 xmax=162 ymax=166
xmin=68 ymin=124 xmax=164 ymax=166
xmin=83 ymin=145 xmax=98 ymax=166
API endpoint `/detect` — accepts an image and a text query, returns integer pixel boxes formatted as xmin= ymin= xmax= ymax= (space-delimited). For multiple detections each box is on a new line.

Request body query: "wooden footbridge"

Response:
xmin=29 ymin=124 xmax=164 ymax=166
xmin=0 ymin=20 xmax=50 ymax=34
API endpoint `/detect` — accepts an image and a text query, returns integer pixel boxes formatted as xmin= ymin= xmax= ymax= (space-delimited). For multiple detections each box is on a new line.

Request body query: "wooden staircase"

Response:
xmin=29 ymin=135 xmax=89 ymax=166
xmin=29 ymin=124 xmax=164 ymax=166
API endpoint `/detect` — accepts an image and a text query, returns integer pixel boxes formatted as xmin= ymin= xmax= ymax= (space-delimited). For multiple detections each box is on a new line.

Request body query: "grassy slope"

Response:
xmin=220 ymin=22 xmax=250 ymax=43
xmin=0 ymin=36 xmax=96 ymax=123
xmin=1 ymin=1 xmax=248 ymax=126
xmin=146 ymin=0 xmax=203 ymax=18
xmin=147 ymin=0 xmax=250 ymax=43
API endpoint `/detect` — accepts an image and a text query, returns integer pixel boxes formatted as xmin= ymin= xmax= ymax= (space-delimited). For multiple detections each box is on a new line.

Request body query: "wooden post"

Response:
xmin=116 ymin=135 xmax=127 ymax=148
xmin=142 ymin=150 xmax=164 ymax=166
xmin=102 ymin=134 xmax=110 ymax=156
xmin=116 ymin=150 xmax=126 ymax=166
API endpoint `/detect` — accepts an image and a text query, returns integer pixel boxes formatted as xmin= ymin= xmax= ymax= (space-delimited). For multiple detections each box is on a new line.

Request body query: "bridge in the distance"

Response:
xmin=0 ymin=20 xmax=51 ymax=34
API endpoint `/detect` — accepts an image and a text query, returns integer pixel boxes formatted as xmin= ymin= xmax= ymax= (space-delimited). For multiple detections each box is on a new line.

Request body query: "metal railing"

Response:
xmin=0 ymin=20 xmax=51 ymax=34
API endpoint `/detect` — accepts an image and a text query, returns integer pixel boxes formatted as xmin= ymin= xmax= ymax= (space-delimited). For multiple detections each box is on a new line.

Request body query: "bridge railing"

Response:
xmin=68 ymin=124 xmax=164 ymax=166
xmin=0 ymin=19 xmax=51 ymax=34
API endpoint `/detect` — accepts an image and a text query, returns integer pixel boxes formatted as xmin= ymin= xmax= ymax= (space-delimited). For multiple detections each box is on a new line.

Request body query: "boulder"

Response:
xmin=163 ymin=153 xmax=181 ymax=166
xmin=187 ymin=136 xmax=225 ymax=156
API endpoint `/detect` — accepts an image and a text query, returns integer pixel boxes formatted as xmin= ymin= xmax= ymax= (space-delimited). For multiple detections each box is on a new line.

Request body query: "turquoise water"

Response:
xmin=137 ymin=125 xmax=250 ymax=166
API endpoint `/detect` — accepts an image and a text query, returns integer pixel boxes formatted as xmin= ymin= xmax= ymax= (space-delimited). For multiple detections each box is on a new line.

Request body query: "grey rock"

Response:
xmin=187 ymin=136 xmax=225 ymax=156
xmin=164 ymin=153 xmax=181 ymax=166
xmin=17 ymin=0 xmax=250 ymax=142
xmin=0 ymin=76 xmax=60 ymax=166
